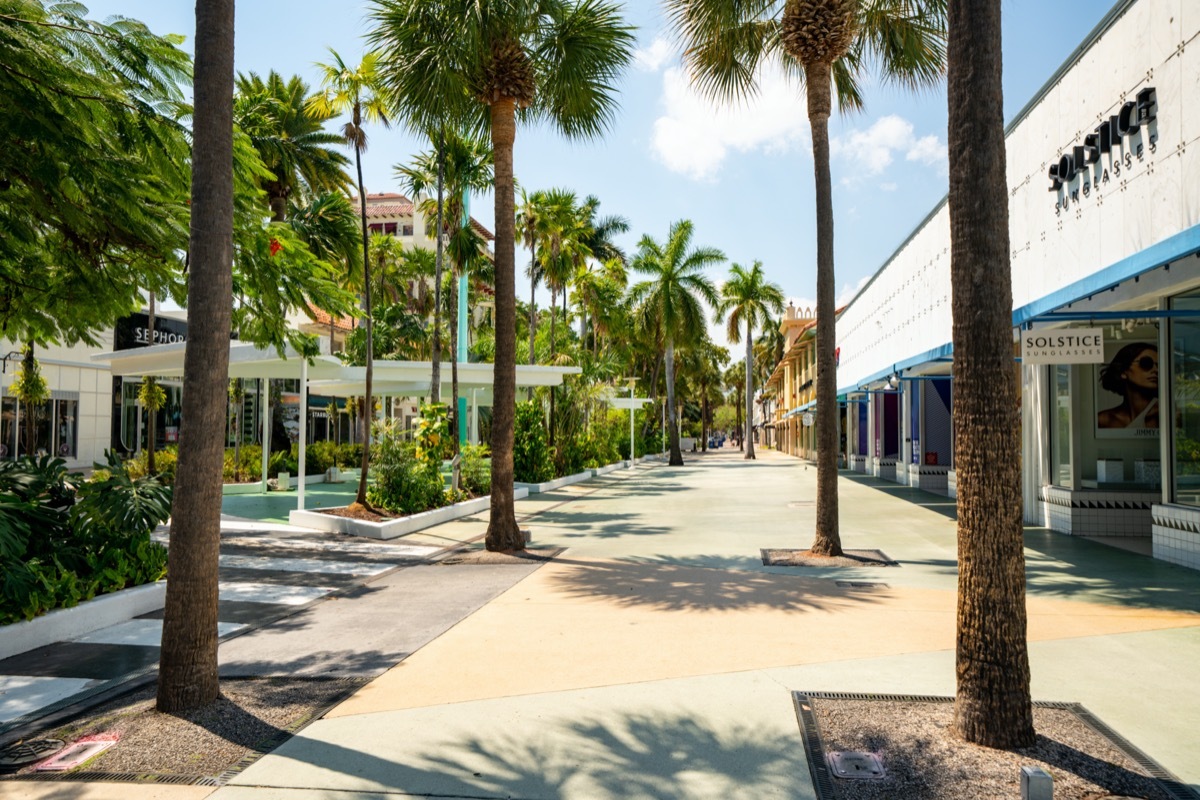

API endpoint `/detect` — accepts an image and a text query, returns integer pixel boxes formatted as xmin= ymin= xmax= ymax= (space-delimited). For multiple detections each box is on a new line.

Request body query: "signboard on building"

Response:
xmin=1021 ymin=328 xmax=1104 ymax=365
xmin=802 ymin=412 xmax=814 ymax=427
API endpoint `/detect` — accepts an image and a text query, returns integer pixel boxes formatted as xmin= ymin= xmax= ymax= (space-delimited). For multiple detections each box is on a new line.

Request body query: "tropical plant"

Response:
xmin=0 ymin=1 xmax=191 ymax=345
xmin=308 ymin=49 xmax=391 ymax=510
xmin=460 ymin=442 xmax=491 ymax=497
xmin=512 ymin=400 xmax=553 ymax=484
xmin=138 ymin=376 xmax=167 ymax=474
xmin=717 ymin=261 xmax=785 ymax=459
xmin=9 ymin=345 xmax=49 ymax=456
xmin=947 ymin=0 xmax=1033 ymax=748
xmin=0 ymin=453 xmax=170 ymax=625
xmin=517 ymin=188 xmax=549 ymax=365
xmin=665 ymin=0 xmax=947 ymax=551
xmin=367 ymin=418 xmax=445 ymax=515
xmin=369 ymin=0 xmax=635 ymax=551
xmin=233 ymin=70 xmax=351 ymax=221
xmin=156 ymin=0 xmax=234 ymax=714
xmin=630 ymin=220 xmax=724 ymax=466
xmin=724 ymin=361 xmax=745 ymax=449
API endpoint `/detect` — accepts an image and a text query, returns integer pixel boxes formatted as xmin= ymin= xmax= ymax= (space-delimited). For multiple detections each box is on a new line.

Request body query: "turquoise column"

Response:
xmin=457 ymin=189 xmax=469 ymax=443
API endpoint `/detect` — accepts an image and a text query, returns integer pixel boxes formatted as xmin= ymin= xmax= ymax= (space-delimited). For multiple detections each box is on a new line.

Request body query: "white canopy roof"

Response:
xmin=610 ymin=397 xmax=652 ymax=410
xmin=93 ymin=341 xmax=582 ymax=392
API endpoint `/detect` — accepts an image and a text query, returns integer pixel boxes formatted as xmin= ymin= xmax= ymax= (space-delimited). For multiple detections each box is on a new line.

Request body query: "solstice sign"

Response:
xmin=1022 ymin=328 xmax=1105 ymax=365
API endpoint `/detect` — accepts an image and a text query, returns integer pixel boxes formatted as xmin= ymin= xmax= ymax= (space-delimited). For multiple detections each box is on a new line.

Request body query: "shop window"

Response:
xmin=0 ymin=394 xmax=78 ymax=459
xmin=1171 ymin=294 xmax=1200 ymax=504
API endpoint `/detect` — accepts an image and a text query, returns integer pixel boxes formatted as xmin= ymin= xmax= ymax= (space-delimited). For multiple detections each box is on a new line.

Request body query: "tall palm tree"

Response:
xmin=399 ymin=131 xmax=494 ymax=443
xmin=517 ymin=188 xmax=549 ymax=365
xmin=308 ymin=50 xmax=391 ymax=509
xmin=233 ymin=71 xmax=351 ymax=222
xmin=369 ymin=0 xmax=635 ymax=552
xmin=718 ymin=261 xmax=785 ymax=459
xmin=724 ymin=361 xmax=745 ymax=450
xmin=666 ymin=0 xmax=946 ymax=552
xmin=157 ymin=0 xmax=234 ymax=714
xmin=630 ymin=220 xmax=724 ymax=466
xmin=948 ymin=0 xmax=1033 ymax=748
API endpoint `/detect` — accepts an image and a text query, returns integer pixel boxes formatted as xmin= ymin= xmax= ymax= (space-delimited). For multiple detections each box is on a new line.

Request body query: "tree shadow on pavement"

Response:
xmin=257 ymin=707 xmax=803 ymax=799
xmin=532 ymin=509 xmax=673 ymax=539
xmin=545 ymin=558 xmax=887 ymax=613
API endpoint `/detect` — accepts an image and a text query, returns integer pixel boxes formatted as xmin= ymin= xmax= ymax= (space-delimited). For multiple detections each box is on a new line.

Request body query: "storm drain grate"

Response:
xmin=834 ymin=581 xmax=889 ymax=589
xmin=792 ymin=691 xmax=1200 ymax=800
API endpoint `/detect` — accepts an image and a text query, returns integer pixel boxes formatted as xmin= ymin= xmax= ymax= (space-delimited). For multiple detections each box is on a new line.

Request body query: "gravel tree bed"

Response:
xmin=761 ymin=549 xmax=897 ymax=568
xmin=808 ymin=697 xmax=1176 ymax=800
xmin=9 ymin=677 xmax=362 ymax=780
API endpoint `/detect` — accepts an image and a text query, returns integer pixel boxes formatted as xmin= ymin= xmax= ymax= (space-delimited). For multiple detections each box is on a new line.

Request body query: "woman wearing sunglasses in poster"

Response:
xmin=1098 ymin=342 xmax=1159 ymax=430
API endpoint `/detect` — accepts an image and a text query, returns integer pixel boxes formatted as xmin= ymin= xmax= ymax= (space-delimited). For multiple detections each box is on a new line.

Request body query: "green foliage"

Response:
xmin=138 ymin=376 xmax=166 ymax=412
xmin=414 ymin=403 xmax=450 ymax=464
xmin=367 ymin=419 xmax=446 ymax=515
xmin=0 ymin=453 xmax=170 ymax=625
xmin=126 ymin=446 xmax=178 ymax=484
xmin=9 ymin=348 xmax=49 ymax=407
xmin=513 ymin=401 xmax=554 ymax=484
xmin=460 ymin=443 xmax=491 ymax=497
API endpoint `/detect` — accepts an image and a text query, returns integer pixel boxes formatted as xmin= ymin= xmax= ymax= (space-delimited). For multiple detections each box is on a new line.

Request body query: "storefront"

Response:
xmin=830 ymin=0 xmax=1200 ymax=568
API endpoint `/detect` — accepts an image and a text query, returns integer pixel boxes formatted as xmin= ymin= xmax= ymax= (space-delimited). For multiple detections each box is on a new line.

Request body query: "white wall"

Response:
xmin=836 ymin=0 xmax=1200 ymax=391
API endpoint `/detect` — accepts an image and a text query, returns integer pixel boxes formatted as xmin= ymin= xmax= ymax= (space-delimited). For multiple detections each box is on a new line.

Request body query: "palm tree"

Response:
xmin=156 ymin=0 xmax=235 ymax=713
xmin=369 ymin=0 xmax=635 ymax=552
xmin=717 ymin=261 xmax=785 ymax=459
xmin=947 ymin=0 xmax=1033 ymax=749
xmin=233 ymin=71 xmax=351 ymax=222
xmin=724 ymin=361 xmax=745 ymax=450
xmin=308 ymin=50 xmax=391 ymax=510
xmin=665 ymin=0 xmax=946 ymax=553
xmin=630 ymin=220 xmax=724 ymax=466
xmin=516 ymin=188 xmax=548 ymax=365
xmin=400 ymin=131 xmax=494 ymax=446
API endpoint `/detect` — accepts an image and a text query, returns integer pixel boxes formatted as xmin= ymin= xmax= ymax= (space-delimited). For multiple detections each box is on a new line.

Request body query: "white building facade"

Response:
xmin=834 ymin=0 xmax=1200 ymax=568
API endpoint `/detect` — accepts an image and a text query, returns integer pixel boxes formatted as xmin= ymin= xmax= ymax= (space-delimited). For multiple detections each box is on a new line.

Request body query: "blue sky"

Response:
xmin=84 ymin=0 xmax=1115 ymax=351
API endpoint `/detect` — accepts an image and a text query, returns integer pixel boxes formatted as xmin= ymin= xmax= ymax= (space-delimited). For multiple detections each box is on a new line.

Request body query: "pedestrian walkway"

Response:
xmin=3 ymin=450 xmax=1198 ymax=799
xmin=0 ymin=517 xmax=441 ymax=735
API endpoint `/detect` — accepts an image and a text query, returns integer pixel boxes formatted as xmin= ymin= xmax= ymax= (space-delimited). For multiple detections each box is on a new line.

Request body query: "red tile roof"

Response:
xmin=308 ymin=306 xmax=356 ymax=332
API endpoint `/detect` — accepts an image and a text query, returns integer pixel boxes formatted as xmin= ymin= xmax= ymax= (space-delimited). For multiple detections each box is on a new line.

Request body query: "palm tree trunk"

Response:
xmin=665 ymin=338 xmax=683 ymax=466
xmin=701 ymin=393 xmax=708 ymax=453
xmin=353 ymin=146 xmax=373 ymax=507
xmin=529 ymin=251 xmax=537 ymax=364
xmin=157 ymin=0 xmax=234 ymax=713
xmin=147 ymin=292 xmax=157 ymax=474
xmin=948 ymin=0 xmax=1034 ymax=748
xmin=806 ymin=60 xmax=842 ymax=557
xmin=735 ymin=386 xmax=742 ymax=450
xmin=745 ymin=321 xmax=756 ymax=460
xmin=431 ymin=131 xmax=444 ymax=404
xmin=484 ymin=98 xmax=522 ymax=552
xmin=549 ymin=286 xmax=556 ymax=447
xmin=450 ymin=265 xmax=461 ymax=466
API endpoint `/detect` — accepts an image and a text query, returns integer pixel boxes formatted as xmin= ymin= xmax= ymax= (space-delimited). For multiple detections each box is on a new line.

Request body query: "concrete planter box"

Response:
xmin=288 ymin=488 xmax=530 ymax=540
xmin=515 ymin=470 xmax=593 ymax=494
xmin=1 ymin=581 xmax=166 ymax=661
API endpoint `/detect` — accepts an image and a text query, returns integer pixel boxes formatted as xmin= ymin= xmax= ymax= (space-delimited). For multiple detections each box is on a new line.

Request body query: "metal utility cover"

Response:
xmin=0 ymin=739 xmax=64 ymax=771
xmin=827 ymin=751 xmax=886 ymax=780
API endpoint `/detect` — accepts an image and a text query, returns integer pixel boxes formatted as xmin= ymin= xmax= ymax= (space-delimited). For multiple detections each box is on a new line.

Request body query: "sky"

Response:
xmin=83 ymin=0 xmax=1118 ymax=355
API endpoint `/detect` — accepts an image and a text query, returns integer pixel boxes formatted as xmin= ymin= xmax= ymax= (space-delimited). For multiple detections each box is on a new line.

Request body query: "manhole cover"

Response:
xmin=828 ymin=750 xmax=885 ymax=780
xmin=0 ymin=739 xmax=65 ymax=771
xmin=788 ymin=501 xmax=815 ymax=508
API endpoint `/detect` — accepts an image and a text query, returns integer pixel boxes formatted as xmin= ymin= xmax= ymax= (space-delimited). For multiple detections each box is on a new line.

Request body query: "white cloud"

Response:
xmin=650 ymin=64 xmax=809 ymax=181
xmin=837 ymin=276 xmax=871 ymax=307
xmin=634 ymin=37 xmax=673 ymax=72
xmin=831 ymin=114 xmax=947 ymax=181
xmin=880 ymin=182 xmax=898 ymax=192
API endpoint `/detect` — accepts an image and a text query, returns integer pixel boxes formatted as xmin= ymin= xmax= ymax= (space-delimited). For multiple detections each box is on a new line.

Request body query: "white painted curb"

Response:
xmin=288 ymin=488 xmax=530 ymax=540
xmin=515 ymin=470 xmax=593 ymax=494
xmin=591 ymin=462 xmax=624 ymax=477
xmin=0 ymin=581 xmax=167 ymax=661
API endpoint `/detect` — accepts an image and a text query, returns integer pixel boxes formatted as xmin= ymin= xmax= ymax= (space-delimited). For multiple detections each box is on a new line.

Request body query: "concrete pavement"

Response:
xmin=4 ymin=447 xmax=1199 ymax=799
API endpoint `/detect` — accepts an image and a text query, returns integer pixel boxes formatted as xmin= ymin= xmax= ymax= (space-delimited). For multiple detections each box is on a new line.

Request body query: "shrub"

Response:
xmin=460 ymin=443 xmax=491 ymax=497
xmin=125 ymin=446 xmax=178 ymax=484
xmin=337 ymin=443 xmax=363 ymax=469
xmin=1 ymin=453 xmax=170 ymax=624
xmin=513 ymin=401 xmax=553 ymax=484
xmin=367 ymin=419 xmax=445 ymax=515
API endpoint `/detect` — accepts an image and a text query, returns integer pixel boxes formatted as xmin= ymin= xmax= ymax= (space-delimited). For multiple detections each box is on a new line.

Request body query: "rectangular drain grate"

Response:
xmin=835 ymin=581 xmax=888 ymax=589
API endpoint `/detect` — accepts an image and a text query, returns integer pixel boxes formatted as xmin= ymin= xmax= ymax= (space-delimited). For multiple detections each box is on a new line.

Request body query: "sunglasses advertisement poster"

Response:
xmin=1095 ymin=337 xmax=1160 ymax=438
